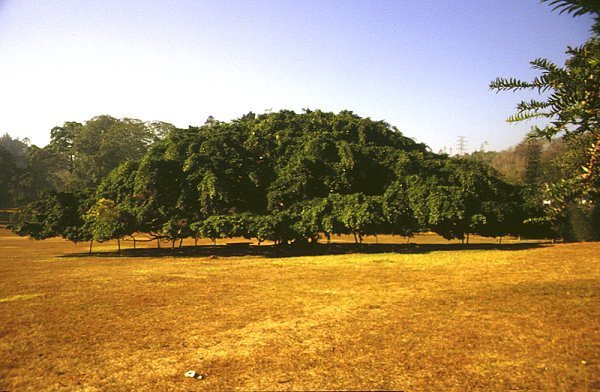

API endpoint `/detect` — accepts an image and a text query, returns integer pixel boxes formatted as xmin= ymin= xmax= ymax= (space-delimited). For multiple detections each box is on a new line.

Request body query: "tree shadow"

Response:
xmin=62 ymin=241 xmax=549 ymax=259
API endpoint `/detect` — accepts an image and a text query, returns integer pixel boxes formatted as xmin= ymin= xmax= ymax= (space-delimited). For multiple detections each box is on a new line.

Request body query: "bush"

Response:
xmin=559 ymin=204 xmax=600 ymax=242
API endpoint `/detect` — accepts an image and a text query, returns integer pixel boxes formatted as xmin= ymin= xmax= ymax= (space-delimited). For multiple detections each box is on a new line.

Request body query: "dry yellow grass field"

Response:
xmin=0 ymin=228 xmax=598 ymax=391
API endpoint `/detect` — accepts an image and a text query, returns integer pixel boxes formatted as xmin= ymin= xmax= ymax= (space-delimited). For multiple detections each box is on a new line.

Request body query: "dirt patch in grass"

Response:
xmin=0 ymin=228 xmax=598 ymax=390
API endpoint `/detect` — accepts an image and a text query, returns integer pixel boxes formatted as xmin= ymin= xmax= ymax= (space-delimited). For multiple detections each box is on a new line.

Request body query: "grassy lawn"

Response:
xmin=0 ymin=228 xmax=598 ymax=391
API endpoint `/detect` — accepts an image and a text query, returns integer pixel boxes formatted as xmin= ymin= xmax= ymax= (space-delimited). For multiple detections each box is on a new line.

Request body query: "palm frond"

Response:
xmin=516 ymin=99 xmax=552 ymax=112
xmin=489 ymin=77 xmax=535 ymax=92
xmin=530 ymin=74 xmax=554 ymax=93
xmin=530 ymin=58 xmax=559 ymax=72
xmin=507 ymin=111 xmax=552 ymax=123
xmin=540 ymin=0 xmax=600 ymax=17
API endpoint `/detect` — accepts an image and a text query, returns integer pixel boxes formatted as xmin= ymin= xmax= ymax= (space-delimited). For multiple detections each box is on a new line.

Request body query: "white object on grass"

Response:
xmin=185 ymin=370 xmax=204 ymax=380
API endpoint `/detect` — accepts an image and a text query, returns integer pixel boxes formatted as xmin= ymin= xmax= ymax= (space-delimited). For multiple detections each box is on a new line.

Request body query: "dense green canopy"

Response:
xmin=12 ymin=110 xmax=525 ymax=247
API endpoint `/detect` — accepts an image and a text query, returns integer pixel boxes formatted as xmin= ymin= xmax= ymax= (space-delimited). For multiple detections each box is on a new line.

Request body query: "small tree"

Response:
xmin=246 ymin=214 xmax=276 ymax=245
xmin=85 ymin=198 xmax=128 ymax=254
xmin=161 ymin=217 xmax=191 ymax=251
xmin=191 ymin=215 xmax=231 ymax=245
xmin=331 ymin=193 xmax=383 ymax=244
xmin=382 ymin=180 xmax=419 ymax=239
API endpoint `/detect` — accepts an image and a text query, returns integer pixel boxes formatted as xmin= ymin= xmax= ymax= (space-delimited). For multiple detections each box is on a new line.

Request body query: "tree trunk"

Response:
xmin=117 ymin=238 xmax=121 ymax=256
xmin=89 ymin=240 xmax=93 ymax=255
xmin=353 ymin=231 xmax=358 ymax=244
xmin=466 ymin=233 xmax=470 ymax=244
xmin=157 ymin=239 xmax=161 ymax=249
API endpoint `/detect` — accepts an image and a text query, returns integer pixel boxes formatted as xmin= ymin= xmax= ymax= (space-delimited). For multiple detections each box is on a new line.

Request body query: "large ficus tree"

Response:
xmin=13 ymin=109 xmax=528 ymax=245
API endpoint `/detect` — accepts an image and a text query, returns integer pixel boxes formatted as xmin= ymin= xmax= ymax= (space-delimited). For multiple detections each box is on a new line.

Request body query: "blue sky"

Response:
xmin=0 ymin=0 xmax=594 ymax=153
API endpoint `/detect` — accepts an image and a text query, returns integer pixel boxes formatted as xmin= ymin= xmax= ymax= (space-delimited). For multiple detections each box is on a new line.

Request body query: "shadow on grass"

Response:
xmin=61 ymin=241 xmax=549 ymax=259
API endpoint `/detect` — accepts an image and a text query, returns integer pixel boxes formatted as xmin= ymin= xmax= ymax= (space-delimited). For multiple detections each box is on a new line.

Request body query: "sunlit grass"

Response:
xmin=0 ymin=228 xmax=598 ymax=391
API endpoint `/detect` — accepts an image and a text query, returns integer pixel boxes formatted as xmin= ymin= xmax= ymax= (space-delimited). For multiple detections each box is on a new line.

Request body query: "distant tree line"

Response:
xmin=465 ymin=137 xmax=599 ymax=241
xmin=0 ymin=116 xmax=174 ymax=208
